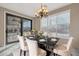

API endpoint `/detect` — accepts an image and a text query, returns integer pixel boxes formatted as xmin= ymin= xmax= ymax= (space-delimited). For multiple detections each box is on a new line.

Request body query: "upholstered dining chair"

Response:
xmin=26 ymin=38 xmax=46 ymax=56
xmin=53 ymin=37 xmax=74 ymax=56
xmin=17 ymin=35 xmax=28 ymax=56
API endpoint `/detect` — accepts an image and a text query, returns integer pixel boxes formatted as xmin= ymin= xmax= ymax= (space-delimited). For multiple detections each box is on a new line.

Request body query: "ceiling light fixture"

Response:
xmin=35 ymin=4 xmax=48 ymax=18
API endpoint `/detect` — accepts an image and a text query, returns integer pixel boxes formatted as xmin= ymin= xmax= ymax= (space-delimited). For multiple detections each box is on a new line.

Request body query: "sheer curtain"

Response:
xmin=40 ymin=10 xmax=70 ymax=38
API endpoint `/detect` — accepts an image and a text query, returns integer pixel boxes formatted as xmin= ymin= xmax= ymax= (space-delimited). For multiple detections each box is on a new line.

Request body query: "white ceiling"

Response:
xmin=0 ymin=3 xmax=71 ymax=17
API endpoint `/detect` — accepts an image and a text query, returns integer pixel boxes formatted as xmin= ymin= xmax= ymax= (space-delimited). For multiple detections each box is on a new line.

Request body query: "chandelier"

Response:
xmin=35 ymin=4 xmax=48 ymax=18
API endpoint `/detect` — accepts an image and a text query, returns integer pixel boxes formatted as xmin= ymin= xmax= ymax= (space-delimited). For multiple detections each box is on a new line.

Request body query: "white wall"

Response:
xmin=0 ymin=7 xmax=4 ymax=47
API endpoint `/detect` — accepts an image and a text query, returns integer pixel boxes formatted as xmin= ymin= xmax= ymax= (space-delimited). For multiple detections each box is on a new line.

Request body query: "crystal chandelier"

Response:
xmin=35 ymin=4 xmax=48 ymax=18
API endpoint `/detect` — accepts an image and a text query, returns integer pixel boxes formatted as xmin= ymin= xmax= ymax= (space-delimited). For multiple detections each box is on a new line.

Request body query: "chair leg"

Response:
xmin=20 ymin=49 xmax=22 ymax=56
xmin=54 ymin=53 xmax=60 ymax=56
xmin=53 ymin=53 xmax=57 ymax=56
xmin=24 ymin=51 xmax=26 ymax=56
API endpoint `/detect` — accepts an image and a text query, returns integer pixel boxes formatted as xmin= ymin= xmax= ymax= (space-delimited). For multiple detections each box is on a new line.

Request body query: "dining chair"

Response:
xmin=53 ymin=37 xmax=74 ymax=56
xmin=17 ymin=35 xmax=28 ymax=56
xmin=26 ymin=38 xmax=46 ymax=56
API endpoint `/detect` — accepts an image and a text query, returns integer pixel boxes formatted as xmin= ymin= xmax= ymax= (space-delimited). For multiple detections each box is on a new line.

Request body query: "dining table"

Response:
xmin=25 ymin=35 xmax=60 ymax=56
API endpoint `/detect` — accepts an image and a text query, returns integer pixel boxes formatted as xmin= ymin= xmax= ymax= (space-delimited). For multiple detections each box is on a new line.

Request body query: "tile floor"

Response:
xmin=0 ymin=42 xmax=79 ymax=56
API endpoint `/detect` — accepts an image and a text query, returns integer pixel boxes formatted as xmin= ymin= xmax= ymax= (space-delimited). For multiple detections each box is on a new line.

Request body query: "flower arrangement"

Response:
xmin=31 ymin=29 xmax=38 ymax=35
xmin=23 ymin=28 xmax=44 ymax=39
xmin=31 ymin=29 xmax=44 ymax=39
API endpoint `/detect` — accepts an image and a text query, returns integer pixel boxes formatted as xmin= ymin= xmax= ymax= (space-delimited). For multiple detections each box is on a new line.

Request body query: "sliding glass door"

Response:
xmin=6 ymin=13 xmax=32 ymax=44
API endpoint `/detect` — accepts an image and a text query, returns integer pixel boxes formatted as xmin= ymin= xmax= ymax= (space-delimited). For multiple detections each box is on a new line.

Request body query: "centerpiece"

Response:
xmin=31 ymin=29 xmax=44 ymax=39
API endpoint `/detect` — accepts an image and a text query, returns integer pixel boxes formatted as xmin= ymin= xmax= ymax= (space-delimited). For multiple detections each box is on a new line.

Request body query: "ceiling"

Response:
xmin=0 ymin=3 xmax=71 ymax=17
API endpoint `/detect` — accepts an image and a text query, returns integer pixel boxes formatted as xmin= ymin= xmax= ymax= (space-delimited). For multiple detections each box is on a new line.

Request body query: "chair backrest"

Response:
xmin=66 ymin=37 xmax=74 ymax=51
xmin=26 ymin=38 xmax=38 ymax=56
xmin=17 ymin=35 xmax=25 ymax=50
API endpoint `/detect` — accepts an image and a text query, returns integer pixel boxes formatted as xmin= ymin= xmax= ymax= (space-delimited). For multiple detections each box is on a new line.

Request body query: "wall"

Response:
xmin=70 ymin=4 xmax=79 ymax=48
xmin=0 ymin=7 xmax=33 ymax=47
xmin=32 ymin=17 xmax=40 ymax=31
xmin=0 ymin=7 xmax=4 ymax=47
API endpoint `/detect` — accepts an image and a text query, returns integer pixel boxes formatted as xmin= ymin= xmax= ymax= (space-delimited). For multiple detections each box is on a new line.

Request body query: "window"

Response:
xmin=22 ymin=19 xmax=32 ymax=33
xmin=40 ymin=10 xmax=70 ymax=38
xmin=6 ymin=13 xmax=32 ymax=44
